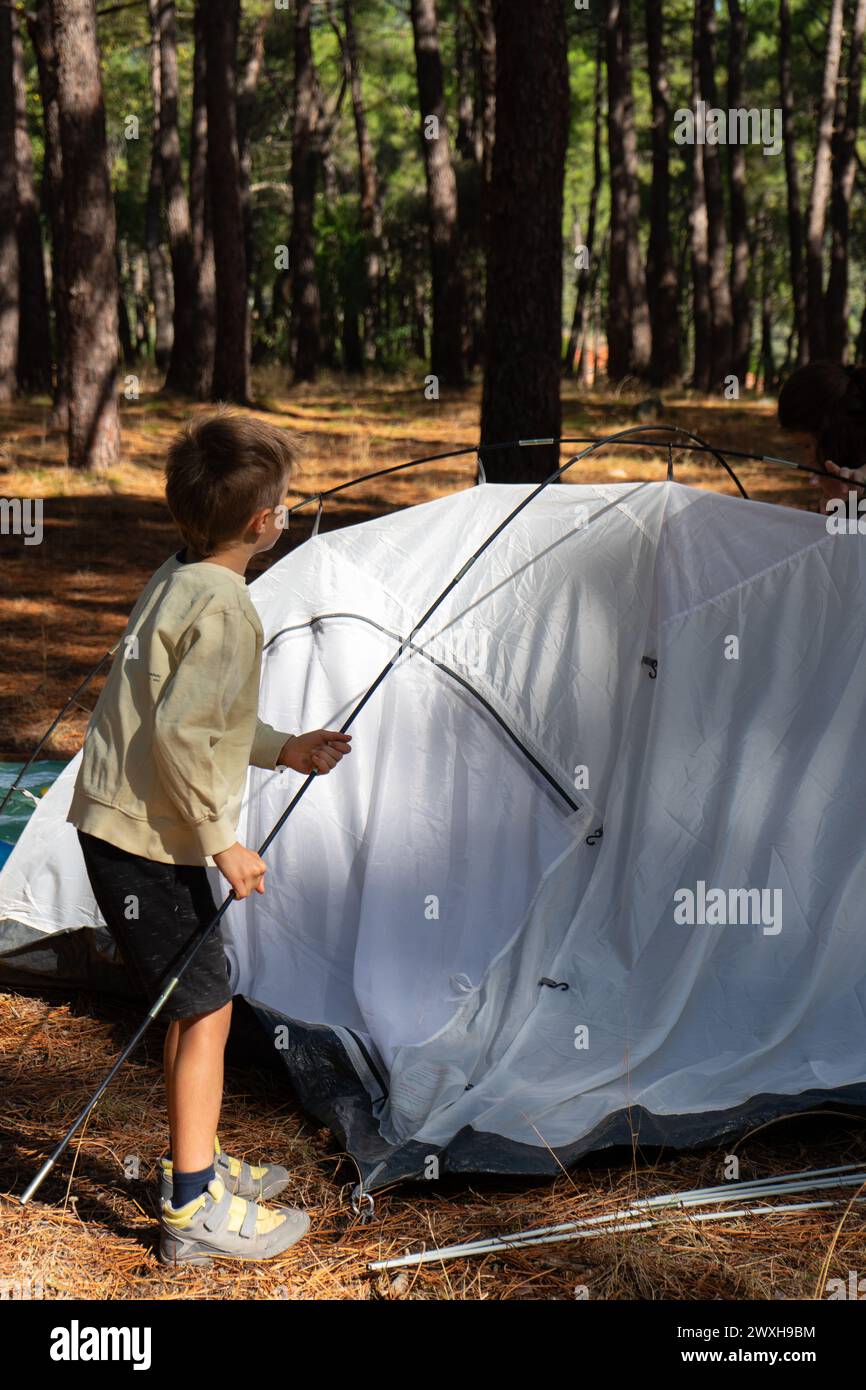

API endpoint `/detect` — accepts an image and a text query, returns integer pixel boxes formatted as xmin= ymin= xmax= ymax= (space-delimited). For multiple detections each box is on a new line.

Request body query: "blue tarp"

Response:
xmin=0 ymin=761 xmax=67 ymax=866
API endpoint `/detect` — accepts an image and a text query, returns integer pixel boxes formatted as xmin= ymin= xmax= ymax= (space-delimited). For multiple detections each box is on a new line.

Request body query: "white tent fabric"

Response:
xmin=3 ymin=481 xmax=866 ymax=1174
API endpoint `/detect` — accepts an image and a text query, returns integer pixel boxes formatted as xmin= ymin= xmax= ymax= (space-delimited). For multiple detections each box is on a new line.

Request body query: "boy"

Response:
xmin=68 ymin=410 xmax=351 ymax=1265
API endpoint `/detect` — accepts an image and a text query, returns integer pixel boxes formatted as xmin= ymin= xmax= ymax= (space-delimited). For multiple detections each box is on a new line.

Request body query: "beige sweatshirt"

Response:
xmin=67 ymin=551 xmax=292 ymax=865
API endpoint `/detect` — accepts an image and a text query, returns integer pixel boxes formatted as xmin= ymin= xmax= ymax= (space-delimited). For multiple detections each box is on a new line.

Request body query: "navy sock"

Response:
xmin=171 ymin=1163 xmax=215 ymax=1208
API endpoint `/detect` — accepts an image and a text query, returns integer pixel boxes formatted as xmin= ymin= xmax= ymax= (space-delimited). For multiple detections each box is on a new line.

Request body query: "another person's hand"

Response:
xmin=278 ymin=729 xmax=352 ymax=776
xmin=813 ymin=458 xmax=865 ymax=511
xmin=213 ymin=842 xmax=267 ymax=898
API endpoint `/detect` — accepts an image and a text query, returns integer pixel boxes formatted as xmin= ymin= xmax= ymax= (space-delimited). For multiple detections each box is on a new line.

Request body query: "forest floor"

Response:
xmin=2 ymin=989 xmax=865 ymax=1301
xmin=3 ymin=374 xmax=863 ymax=1302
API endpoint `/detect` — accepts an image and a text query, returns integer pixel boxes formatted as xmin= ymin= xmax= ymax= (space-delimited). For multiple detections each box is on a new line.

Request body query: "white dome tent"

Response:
xmin=3 ymin=430 xmax=866 ymax=1195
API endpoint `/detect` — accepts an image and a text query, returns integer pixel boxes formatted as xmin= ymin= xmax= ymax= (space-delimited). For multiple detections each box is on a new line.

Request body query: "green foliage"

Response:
xmin=17 ymin=0 xmax=866 ymax=378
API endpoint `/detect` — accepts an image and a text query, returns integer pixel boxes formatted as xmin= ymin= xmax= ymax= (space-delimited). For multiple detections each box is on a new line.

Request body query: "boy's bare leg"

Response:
xmin=164 ymin=1002 xmax=232 ymax=1175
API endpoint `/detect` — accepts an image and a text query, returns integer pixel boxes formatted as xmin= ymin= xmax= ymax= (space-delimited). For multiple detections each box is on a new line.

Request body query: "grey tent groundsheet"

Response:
xmin=2 ymin=481 xmax=866 ymax=1190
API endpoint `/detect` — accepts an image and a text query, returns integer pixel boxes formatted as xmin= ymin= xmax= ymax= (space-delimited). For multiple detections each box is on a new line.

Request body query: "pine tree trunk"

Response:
xmin=343 ymin=0 xmax=383 ymax=362
xmin=480 ymin=0 xmax=569 ymax=479
xmin=727 ymin=0 xmax=751 ymax=384
xmin=590 ymin=250 xmax=603 ymax=384
xmin=825 ymin=0 xmax=866 ymax=362
xmin=689 ymin=7 xmax=711 ymax=393
xmin=238 ymin=11 xmax=267 ymax=373
xmin=0 ymin=3 xmax=19 ymax=402
xmin=579 ymin=224 xmax=609 ymax=383
xmin=290 ymin=0 xmax=321 ymax=383
xmin=145 ymin=170 xmax=173 ymax=370
xmin=605 ymin=0 xmax=651 ymax=381
xmin=856 ymin=300 xmax=866 ymax=364
xmin=27 ymin=0 xmax=69 ymax=420
xmin=455 ymin=0 xmax=476 ymax=160
xmin=697 ymin=0 xmax=733 ymax=388
xmin=410 ymin=0 xmax=465 ymax=387
xmin=779 ymin=0 xmax=807 ymax=366
xmin=805 ymin=0 xmax=844 ymax=361
xmin=132 ymin=250 xmax=149 ymax=355
xmin=759 ymin=209 xmax=775 ymax=392
xmin=204 ymin=0 xmax=249 ymax=401
xmin=12 ymin=10 xmax=52 ymax=393
xmin=189 ymin=0 xmax=215 ymax=392
xmin=157 ymin=0 xmax=207 ymax=397
xmin=565 ymin=33 xmax=602 ymax=377
xmin=476 ymin=0 xmax=496 ymax=197
xmin=605 ymin=0 xmax=630 ymax=383
xmin=145 ymin=0 xmax=173 ymax=371
xmin=51 ymin=0 xmax=120 ymax=471
xmin=645 ymin=0 xmax=680 ymax=387
xmin=117 ymin=243 xmax=134 ymax=365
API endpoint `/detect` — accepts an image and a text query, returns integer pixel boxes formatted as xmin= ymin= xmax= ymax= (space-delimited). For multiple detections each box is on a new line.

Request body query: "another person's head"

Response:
xmin=165 ymin=409 xmax=299 ymax=559
xmin=778 ymin=362 xmax=866 ymax=509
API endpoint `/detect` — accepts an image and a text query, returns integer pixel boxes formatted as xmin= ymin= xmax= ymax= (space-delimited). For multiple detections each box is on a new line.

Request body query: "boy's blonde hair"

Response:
xmin=165 ymin=408 xmax=299 ymax=556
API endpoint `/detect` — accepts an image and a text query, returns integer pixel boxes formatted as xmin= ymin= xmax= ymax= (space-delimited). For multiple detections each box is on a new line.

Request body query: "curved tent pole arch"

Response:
xmin=261 ymin=612 xmax=583 ymax=812
xmin=287 ymin=425 xmax=762 ymax=520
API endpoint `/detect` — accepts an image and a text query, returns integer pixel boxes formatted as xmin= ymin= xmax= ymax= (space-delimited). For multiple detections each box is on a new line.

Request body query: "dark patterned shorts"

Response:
xmin=77 ymin=830 xmax=232 ymax=1021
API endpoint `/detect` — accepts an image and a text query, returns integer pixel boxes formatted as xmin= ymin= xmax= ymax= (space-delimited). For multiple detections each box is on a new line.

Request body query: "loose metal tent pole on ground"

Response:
xmin=11 ymin=423 xmax=849 ymax=1205
xmin=377 ymin=1161 xmax=866 ymax=1261
xmin=371 ymin=1193 xmax=866 ymax=1271
xmin=369 ymin=1168 xmax=866 ymax=1270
